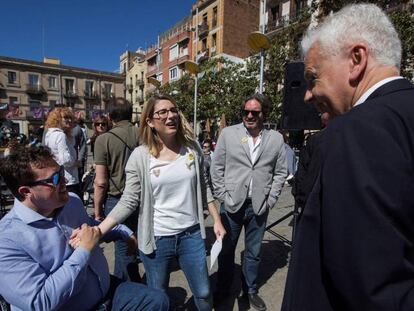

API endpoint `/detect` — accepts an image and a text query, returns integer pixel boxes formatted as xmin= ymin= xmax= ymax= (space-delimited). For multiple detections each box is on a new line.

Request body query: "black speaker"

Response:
xmin=281 ymin=61 xmax=321 ymax=130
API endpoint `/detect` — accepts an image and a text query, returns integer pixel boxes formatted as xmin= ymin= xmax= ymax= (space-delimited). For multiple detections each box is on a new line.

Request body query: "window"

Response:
xmin=29 ymin=100 xmax=41 ymax=109
xmin=169 ymin=67 xmax=179 ymax=81
xmin=9 ymin=97 xmax=18 ymax=106
xmin=202 ymin=38 xmax=207 ymax=51
xmin=28 ymin=74 xmax=39 ymax=86
xmin=50 ymin=100 xmax=57 ymax=108
xmin=104 ymin=83 xmax=112 ymax=93
xmin=169 ymin=44 xmax=178 ymax=61
xmin=85 ymin=81 xmax=94 ymax=96
xmin=213 ymin=7 xmax=218 ymax=27
xmin=48 ymin=76 xmax=57 ymax=88
xmin=8 ymin=71 xmax=17 ymax=84
xmin=65 ymin=79 xmax=75 ymax=94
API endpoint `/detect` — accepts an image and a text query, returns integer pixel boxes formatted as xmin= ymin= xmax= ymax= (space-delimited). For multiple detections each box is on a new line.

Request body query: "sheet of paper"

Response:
xmin=209 ymin=238 xmax=222 ymax=271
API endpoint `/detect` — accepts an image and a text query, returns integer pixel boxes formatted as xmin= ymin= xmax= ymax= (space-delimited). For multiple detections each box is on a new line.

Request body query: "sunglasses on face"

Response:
xmin=203 ymin=145 xmax=210 ymax=149
xmin=152 ymin=107 xmax=179 ymax=121
xmin=242 ymin=109 xmax=262 ymax=118
xmin=95 ymin=122 xmax=107 ymax=127
xmin=26 ymin=166 xmax=65 ymax=188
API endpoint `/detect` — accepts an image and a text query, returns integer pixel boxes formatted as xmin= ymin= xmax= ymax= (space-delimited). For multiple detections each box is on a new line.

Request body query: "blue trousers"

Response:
xmin=96 ymin=281 xmax=169 ymax=311
xmin=217 ymin=200 xmax=269 ymax=294
xmin=104 ymin=196 xmax=139 ymax=282
xmin=140 ymin=225 xmax=212 ymax=311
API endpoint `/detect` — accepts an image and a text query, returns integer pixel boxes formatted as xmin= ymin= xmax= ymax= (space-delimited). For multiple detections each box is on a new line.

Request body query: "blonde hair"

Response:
xmin=45 ymin=107 xmax=74 ymax=136
xmin=139 ymin=94 xmax=195 ymax=157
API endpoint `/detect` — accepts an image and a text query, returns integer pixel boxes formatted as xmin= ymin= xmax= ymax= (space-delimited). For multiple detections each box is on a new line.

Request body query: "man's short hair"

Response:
xmin=241 ymin=93 xmax=271 ymax=116
xmin=0 ymin=146 xmax=56 ymax=201
xmin=108 ymin=98 xmax=133 ymax=122
xmin=301 ymin=3 xmax=401 ymax=69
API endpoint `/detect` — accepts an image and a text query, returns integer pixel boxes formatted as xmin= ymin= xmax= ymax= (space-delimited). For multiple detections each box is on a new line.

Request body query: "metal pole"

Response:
xmin=193 ymin=7 xmax=199 ymax=136
xmin=193 ymin=76 xmax=198 ymax=135
xmin=259 ymin=49 xmax=265 ymax=94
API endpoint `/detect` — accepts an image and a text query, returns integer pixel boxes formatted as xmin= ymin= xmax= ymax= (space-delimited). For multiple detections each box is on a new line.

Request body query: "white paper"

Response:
xmin=209 ymin=238 xmax=222 ymax=271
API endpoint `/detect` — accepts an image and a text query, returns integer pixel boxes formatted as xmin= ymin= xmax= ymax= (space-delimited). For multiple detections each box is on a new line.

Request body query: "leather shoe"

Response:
xmin=248 ymin=293 xmax=266 ymax=311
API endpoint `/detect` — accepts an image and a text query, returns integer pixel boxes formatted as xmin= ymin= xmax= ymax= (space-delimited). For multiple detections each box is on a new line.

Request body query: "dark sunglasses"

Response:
xmin=26 ymin=165 xmax=65 ymax=187
xmin=95 ymin=122 xmax=107 ymax=127
xmin=242 ymin=109 xmax=262 ymax=118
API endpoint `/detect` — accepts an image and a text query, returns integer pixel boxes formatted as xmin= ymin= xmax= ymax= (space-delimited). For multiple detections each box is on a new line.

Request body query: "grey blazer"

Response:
xmin=211 ymin=123 xmax=287 ymax=215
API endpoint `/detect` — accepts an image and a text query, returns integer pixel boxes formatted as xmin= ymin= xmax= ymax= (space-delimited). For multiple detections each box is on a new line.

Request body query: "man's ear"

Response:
xmin=349 ymin=44 xmax=368 ymax=84
xmin=18 ymin=186 xmax=31 ymax=200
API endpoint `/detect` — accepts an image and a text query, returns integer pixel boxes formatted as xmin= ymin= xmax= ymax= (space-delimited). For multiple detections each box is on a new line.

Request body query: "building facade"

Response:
xmin=192 ymin=0 xmax=260 ymax=63
xmin=0 ymin=56 xmax=124 ymax=135
xmin=146 ymin=16 xmax=193 ymax=86
xmin=120 ymin=50 xmax=147 ymax=122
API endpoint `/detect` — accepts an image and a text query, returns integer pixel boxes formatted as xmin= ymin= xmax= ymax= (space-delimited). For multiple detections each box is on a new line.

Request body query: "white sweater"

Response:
xmin=45 ymin=128 xmax=79 ymax=185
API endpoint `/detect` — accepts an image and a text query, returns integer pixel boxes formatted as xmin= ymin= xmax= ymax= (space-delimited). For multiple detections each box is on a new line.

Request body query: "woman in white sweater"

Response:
xmin=88 ymin=94 xmax=226 ymax=310
xmin=44 ymin=108 xmax=81 ymax=197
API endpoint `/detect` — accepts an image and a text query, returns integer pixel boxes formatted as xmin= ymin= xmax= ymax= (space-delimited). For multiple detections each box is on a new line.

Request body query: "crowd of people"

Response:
xmin=1 ymin=3 xmax=414 ymax=310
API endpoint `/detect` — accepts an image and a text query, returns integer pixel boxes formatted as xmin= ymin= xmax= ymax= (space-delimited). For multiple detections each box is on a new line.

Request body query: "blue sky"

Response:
xmin=0 ymin=0 xmax=195 ymax=72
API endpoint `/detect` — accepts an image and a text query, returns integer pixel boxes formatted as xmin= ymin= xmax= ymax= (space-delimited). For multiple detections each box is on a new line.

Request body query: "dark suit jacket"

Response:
xmin=282 ymin=79 xmax=414 ymax=311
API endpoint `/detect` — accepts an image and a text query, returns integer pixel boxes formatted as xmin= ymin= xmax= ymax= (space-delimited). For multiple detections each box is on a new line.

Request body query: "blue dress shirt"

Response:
xmin=0 ymin=193 xmax=133 ymax=311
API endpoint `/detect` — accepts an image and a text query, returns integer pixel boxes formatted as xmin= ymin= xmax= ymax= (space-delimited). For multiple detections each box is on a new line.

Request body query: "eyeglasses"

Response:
xmin=152 ymin=107 xmax=179 ymax=120
xmin=95 ymin=122 xmax=107 ymax=127
xmin=26 ymin=166 xmax=65 ymax=188
xmin=242 ymin=109 xmax=262 ymax=118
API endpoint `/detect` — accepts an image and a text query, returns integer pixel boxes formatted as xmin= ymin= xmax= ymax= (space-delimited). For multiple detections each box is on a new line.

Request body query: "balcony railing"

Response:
xmin=136 ymin=79 xmax=145 ymax=88
xmin=102 ymin=91 xmax=115 ymax=101
xmin=26 ymin=84 xmax=45 ymax=95
xmin=198 ymin=22 xmax=209 ymax=37
xmin=84 ymin=91 xmax=99 ymax=100
xmin=63 ymin=90 xmax=78 ymax=98
xmin=126 ymin=84 xmax=133 ymax=93
xmin=266 ymin=8 xmax=309 ymax=34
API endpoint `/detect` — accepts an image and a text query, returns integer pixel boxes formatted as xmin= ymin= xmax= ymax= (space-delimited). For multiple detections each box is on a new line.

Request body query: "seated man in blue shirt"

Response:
xmin=0 ymin=146 xmax=169 ymax=311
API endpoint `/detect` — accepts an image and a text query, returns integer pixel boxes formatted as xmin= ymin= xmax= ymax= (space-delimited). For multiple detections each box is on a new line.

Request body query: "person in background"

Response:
xmin=211 ymin=94 xmax=287 ymax=310
xmin=44 ymin=108 xmax=81 ymax=198
xmin=72 ymin=118 xmax=87 ymax=198
xmin=85 ymin=94 xmax=226 ymax=311
xmin=202 ymin=139 xmax=213 ymax=189
xmin=0 ymin=145 xmax=169 ymax=311
xmin=93 ymin=99 xmax=140 ymax=282
xmin=89 ymin=116 xmax=109 ymax=157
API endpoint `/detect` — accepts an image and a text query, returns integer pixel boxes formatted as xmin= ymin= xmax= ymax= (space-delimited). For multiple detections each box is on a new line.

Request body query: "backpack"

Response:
xmin=107 ymin=131 xmax=135 ymax=194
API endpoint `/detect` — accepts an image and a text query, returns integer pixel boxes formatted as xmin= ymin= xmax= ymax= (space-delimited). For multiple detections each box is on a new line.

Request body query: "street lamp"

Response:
xmin=184 ymin=60 xmax=200 ymax=136
xmin=247 ymin=31 xmax=271 ymax=94
xmin=147 ymin=76 xmax=161 ymax=94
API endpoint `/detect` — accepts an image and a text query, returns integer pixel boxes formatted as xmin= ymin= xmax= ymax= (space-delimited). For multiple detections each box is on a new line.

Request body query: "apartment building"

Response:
xmin=146 ymin=16 xmax=193 ymax=86
xmin=0 ymin=56 xmax=124 ymax=135
xmin=192 ymin=0 xmax=260 ymax=63
xmin=120 ymin=50 xmax=147 ymax=122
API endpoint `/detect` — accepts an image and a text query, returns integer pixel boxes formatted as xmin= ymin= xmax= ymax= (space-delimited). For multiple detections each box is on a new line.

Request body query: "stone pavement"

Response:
xmin=98 ymin=186 xmax=295 ymax=311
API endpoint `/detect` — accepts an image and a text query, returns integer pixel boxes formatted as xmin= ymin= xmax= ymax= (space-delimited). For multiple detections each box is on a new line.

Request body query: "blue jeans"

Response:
xmin=139 ymin=225 xmax=212 ymax=311
xmin=105 ymin=196 xmax=139 ymax=282
xmin=96 ymin=281 xmax=169 ymax=311
xmin=217 ymin=200 xmax=269 ymax=294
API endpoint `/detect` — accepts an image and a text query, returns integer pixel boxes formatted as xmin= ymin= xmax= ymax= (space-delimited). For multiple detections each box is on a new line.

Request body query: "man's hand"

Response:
xmin=69 ymin=224 xmax=101 ymax=251
xmin=213 ymin=220 xmax=226 ymax=240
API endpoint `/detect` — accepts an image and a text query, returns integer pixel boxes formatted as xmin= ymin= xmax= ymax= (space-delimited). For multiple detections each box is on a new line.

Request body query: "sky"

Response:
xmin=0 ymin=0 xmax=196 ymax=72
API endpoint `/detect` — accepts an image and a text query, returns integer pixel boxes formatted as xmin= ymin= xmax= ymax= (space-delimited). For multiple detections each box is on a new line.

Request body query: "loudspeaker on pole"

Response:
xmin=281 ymin=61 xmax=321 ymax=130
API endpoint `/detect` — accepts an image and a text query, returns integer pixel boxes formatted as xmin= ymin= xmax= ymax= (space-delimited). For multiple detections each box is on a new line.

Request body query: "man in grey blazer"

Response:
xmin=211 ymin=94 xmax=287 ymax=310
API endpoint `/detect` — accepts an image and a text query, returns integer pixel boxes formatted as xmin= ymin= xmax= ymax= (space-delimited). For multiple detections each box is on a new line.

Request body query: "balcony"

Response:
xmin=198 ymin=22 xmax=209 ymax=37
xmin=25 ymin=84 xmax=45 ymax=95
xmin=63 ymin=91 xmax=78 ymax=98
xmin=102 ymin=91 xmax=115 ymax=101
xmin=146 ymin=65 xmax=158 ymax=78
xmin=136 ymin=79 xmax=145 ymax=88
xmin=196 ymin=48 xmax=209 ymax=63
xmin=126 ymin=84 xmax=133 ymax=93
xmin=84 ymin=91 xmax=99 ymax=100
